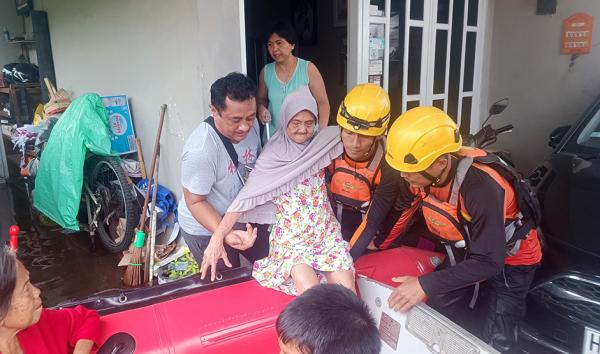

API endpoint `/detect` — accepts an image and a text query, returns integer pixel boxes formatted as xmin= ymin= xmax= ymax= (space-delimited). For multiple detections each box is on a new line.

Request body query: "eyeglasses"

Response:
xmin=340 ymin=101 xmax=390 ymax=131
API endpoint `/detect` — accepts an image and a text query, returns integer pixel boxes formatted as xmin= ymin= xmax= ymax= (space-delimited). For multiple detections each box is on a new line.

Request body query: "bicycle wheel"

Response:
xmin=87 ymin=156 xmax=139 ymax=253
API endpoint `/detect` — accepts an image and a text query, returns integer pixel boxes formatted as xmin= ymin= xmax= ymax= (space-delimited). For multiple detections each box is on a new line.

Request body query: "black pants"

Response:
xmin=181 ymin=223 xmax=270 ymax=270
xmin=427 ymin=260 xmax=538 ymax=353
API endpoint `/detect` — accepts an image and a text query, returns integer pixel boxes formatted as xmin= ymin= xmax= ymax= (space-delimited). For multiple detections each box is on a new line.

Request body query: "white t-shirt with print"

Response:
xmin=178 ymin=119 xmax=261 ymax=236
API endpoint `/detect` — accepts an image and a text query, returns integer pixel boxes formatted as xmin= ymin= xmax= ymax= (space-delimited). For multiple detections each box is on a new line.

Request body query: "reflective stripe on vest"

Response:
xmin=331 ymin=139 xmax=384 ymax=214
xmin=420 ymin=152 xmax=526 ymax=250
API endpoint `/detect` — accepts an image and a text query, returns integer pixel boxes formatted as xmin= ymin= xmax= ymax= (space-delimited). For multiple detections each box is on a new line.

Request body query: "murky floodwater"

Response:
xmin=1 ymin=181 xmax=122 ymax=307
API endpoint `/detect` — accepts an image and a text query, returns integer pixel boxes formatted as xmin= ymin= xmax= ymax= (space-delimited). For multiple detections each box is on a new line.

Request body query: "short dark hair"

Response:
xmin=0 ymin=246 xmax=17 ymax=320
xmin=210 ymin=72 xmax=257 ymax=112
xmin=277 ymin=284 xmax=381 ymax=354
xmin=267 ymin=21 xmax=297 ymax=46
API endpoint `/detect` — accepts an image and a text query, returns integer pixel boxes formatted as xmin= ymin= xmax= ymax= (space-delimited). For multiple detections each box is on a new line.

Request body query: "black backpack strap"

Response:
xmin=205 ymin=116 xmax=239 ymax=168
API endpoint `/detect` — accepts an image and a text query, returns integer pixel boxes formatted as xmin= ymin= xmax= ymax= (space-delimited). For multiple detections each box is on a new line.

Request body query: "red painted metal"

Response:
xmin=96 ymin=247 xmax=444 ymax=353
xmin=9 ymin=225 xmax=19 ymax=251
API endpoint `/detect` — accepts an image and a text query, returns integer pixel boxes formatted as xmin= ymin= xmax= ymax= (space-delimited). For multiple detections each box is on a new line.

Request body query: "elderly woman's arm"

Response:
xmin=307 ymin=62 xmax=330 ymax=128
xmin=200 ymin=211 xmax=257 ymax=282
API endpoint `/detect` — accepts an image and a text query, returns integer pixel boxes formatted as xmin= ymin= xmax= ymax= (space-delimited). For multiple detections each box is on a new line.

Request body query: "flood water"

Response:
xmin=1 ymin=180 xmax=122 ymax=307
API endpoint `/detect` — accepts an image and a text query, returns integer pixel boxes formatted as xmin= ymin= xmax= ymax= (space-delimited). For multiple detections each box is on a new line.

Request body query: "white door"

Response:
xmin=348 ymin=0 xmax=488 ymax=133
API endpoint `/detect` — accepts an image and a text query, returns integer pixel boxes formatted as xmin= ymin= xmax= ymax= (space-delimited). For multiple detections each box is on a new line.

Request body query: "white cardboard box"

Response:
xmin=358 ymin=277 xmax=500 ymax=354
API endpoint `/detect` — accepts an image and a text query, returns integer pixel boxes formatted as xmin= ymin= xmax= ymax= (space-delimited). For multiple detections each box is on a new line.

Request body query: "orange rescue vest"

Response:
xmin=416 ymin=148 xmax=533 ymax=256
xmin=330 ymin=139 xmax=385 ymax=217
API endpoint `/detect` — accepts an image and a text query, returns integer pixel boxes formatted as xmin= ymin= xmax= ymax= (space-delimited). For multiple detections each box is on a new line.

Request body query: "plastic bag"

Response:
xmin=136 ymin=180 xmax=178 ymax=225
xmin=34 ymin=94 xmax=115 ymax=230
xmin=32 ymin=104 xmax=44 ymax=126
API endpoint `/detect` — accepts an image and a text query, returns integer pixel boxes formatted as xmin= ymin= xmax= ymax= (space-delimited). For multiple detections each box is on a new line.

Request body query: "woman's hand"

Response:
xmin=258 ymin=105 xmax=272 ymax=125
xmin=225 ymin=223 xmax=258 ymax=251
xmin=200 ymin=235 xmax=232 ymax=281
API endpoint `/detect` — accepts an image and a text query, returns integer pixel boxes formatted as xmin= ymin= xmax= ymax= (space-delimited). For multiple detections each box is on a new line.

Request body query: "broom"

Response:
xmin=144 ymin=147 xmax=160 ymax=284
xmin=124 ymin=104 xmax=167 ymax=287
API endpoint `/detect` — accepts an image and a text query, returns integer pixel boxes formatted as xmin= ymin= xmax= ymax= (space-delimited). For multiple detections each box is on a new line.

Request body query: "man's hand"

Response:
xmin=388 ymin=276 xmax=427 ymax=312
xmin=200 ymin=236 xmax=232 ymax=281
xmin=225 ymin=223 xmax=257 ymax=251
xmin=367 ymin=240 xmax=379 ymax=251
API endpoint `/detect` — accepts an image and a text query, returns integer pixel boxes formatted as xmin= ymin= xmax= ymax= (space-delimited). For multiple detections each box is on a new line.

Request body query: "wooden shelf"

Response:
xmin=0 ymin=83 xmax=41 ymax=125
xmin=7 ymin=40 xmax=35 ymax=44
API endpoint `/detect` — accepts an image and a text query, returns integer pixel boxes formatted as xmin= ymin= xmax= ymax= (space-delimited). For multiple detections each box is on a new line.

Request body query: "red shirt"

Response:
xmin=15 ymin=305 xmax=100 ymax=354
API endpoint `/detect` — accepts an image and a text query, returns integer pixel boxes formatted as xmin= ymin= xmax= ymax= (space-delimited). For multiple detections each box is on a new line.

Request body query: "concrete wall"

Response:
xmin=36 ymin=0 xmax=244 ymax=197
xmin=487 ymin=0 xmax=600 ymax=174
xmin=0 ymin=1 xmax=23 ymax=69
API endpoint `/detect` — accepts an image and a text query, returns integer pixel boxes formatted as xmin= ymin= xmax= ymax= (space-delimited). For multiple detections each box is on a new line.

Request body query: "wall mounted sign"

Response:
xmin=561 ymin=13 xmax=594 ymax=55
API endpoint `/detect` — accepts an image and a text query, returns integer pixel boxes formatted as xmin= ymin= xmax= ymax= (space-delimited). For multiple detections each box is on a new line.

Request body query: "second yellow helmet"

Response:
xmin=385 ymin=107 xmax=462 ymax=172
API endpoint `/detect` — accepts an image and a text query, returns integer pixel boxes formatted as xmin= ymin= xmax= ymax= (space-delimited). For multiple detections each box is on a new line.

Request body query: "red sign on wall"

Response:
xmin=561 ymin=13 xmax=594 ymax=55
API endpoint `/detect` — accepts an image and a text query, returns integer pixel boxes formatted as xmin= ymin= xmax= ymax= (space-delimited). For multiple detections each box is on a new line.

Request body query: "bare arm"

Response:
xmin=257 ymin=68 xmax=268 ymax=108
xmin=257 ymin=69 xmax=271 ymax=124
xmin=183 ymin=188 xmax=222 ymax=233
xmin=308 ymin=62 xmax=330 ymax=128
xmin=200 ymin=210 xmax=245 ymax=282
xmin=73 ymin=339 xmax=94 ymax=354
xmin=212 ymin=211 xmax=243 ymax=241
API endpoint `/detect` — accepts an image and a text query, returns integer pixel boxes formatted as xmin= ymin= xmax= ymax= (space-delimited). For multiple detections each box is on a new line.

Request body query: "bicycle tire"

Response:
xmin=87 ymin=156 xmax=139 ymax=253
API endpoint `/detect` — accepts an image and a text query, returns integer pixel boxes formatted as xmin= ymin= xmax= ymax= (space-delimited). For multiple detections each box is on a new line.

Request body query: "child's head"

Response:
xmin=276 ymin=284 xmax=381 ymax=354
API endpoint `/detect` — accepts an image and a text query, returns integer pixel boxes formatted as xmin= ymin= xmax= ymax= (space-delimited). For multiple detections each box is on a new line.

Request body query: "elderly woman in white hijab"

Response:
xmin=201 ymin=87 xmax=354 ymax=295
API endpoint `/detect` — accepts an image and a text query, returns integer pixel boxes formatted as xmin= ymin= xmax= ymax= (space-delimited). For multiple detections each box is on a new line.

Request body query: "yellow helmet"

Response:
xmin=336 ymin=83 xmax=391 ymax=136
xmin=385 ymin=107 xmax=462 ymax=172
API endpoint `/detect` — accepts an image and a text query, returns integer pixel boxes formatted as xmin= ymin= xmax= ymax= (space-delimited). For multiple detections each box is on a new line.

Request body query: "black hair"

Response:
xmin=276 ymin=284 xmax=381 ymax=354
xmin=267 ymin=21 xmax=297 ymax=46
xmin=0 ymin=246 xmax=17 ymax=320
xmin=210 ymin=72 xmax=257 ymax=112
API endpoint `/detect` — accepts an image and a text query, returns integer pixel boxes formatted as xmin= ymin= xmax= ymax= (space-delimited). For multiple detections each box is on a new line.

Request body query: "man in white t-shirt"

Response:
xmin=178 ymin=73 xmax=269 ymax=269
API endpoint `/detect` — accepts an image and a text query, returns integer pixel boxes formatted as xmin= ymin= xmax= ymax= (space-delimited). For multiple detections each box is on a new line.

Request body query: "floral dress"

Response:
xmin=252 ymin=170 xmax=354 ymax=295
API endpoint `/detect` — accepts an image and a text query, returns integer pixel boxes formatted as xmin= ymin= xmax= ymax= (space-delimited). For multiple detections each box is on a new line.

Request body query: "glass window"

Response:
xmin=433 ymin=30 xmax=448 ymax=94
xmin=370 ymin=0 xmax=386 ymax=17
xmin=459 ymin=96 xmax=472 ymax=135
xmin=467 ymin=0 xmax=479 ymax=26
xmin=369 ymin=23 xmax=386 ymax=87
xmin=437 ymin=0 xmax=451 ymax=24
xmin=447 ymin=0 xmax=465 ymax=122
xmin=407 ymin=26 xmax=423 ymax=95
xmin=388 ymin=0 xmax=406 ymax=122
xmin=433 ymin=99 xmax=445 ymax=110
xmin=407 ymin=100 xmax=420 ymax=110
xmin=463 ymin=32 xmax=476 ymax=92
xmin=410 ymin=0 xmax=424 ymax=20
xmin=564 ymin=104 xmax=600 ymax=155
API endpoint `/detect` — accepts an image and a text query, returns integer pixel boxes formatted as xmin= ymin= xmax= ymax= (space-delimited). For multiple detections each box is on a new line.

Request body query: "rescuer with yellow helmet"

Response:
xmin=353 ymin=106 xmax=542 ymax=352
xmin=329 ymin=83 xmax=401 ymax=242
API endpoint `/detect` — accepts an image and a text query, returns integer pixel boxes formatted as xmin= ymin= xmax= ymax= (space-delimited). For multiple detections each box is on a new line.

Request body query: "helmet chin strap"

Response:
xmin=419 ymin=170 xmax=442 ymax=186
xmin=419 ymin=157 xmax=451 ymax=187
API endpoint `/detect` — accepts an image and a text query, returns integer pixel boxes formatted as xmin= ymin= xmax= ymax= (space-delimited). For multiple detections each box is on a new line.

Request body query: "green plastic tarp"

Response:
xmin=34 ymin=93 xmax=115 ymax=230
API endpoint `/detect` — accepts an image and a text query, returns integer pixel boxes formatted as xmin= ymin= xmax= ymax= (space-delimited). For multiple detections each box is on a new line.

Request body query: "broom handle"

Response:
xmin=145 ymin=147 xmax=160 ymax=282
xmin=44 ymin=78 xmax=57 ymax=97
xmin=135 ymin=138 xmax=148 ymax=179
xmin=148 ymin=153 xmax=160 ymax=284
xmin=137 ymin=104 xmax=167 ymax=231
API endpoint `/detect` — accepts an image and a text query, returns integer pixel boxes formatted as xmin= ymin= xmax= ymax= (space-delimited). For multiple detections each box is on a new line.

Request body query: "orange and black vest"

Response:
xmin=330 ymin=139 xmax=385 ymax=218
xmin=414 ymin=148 xmax=536 ymax=256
